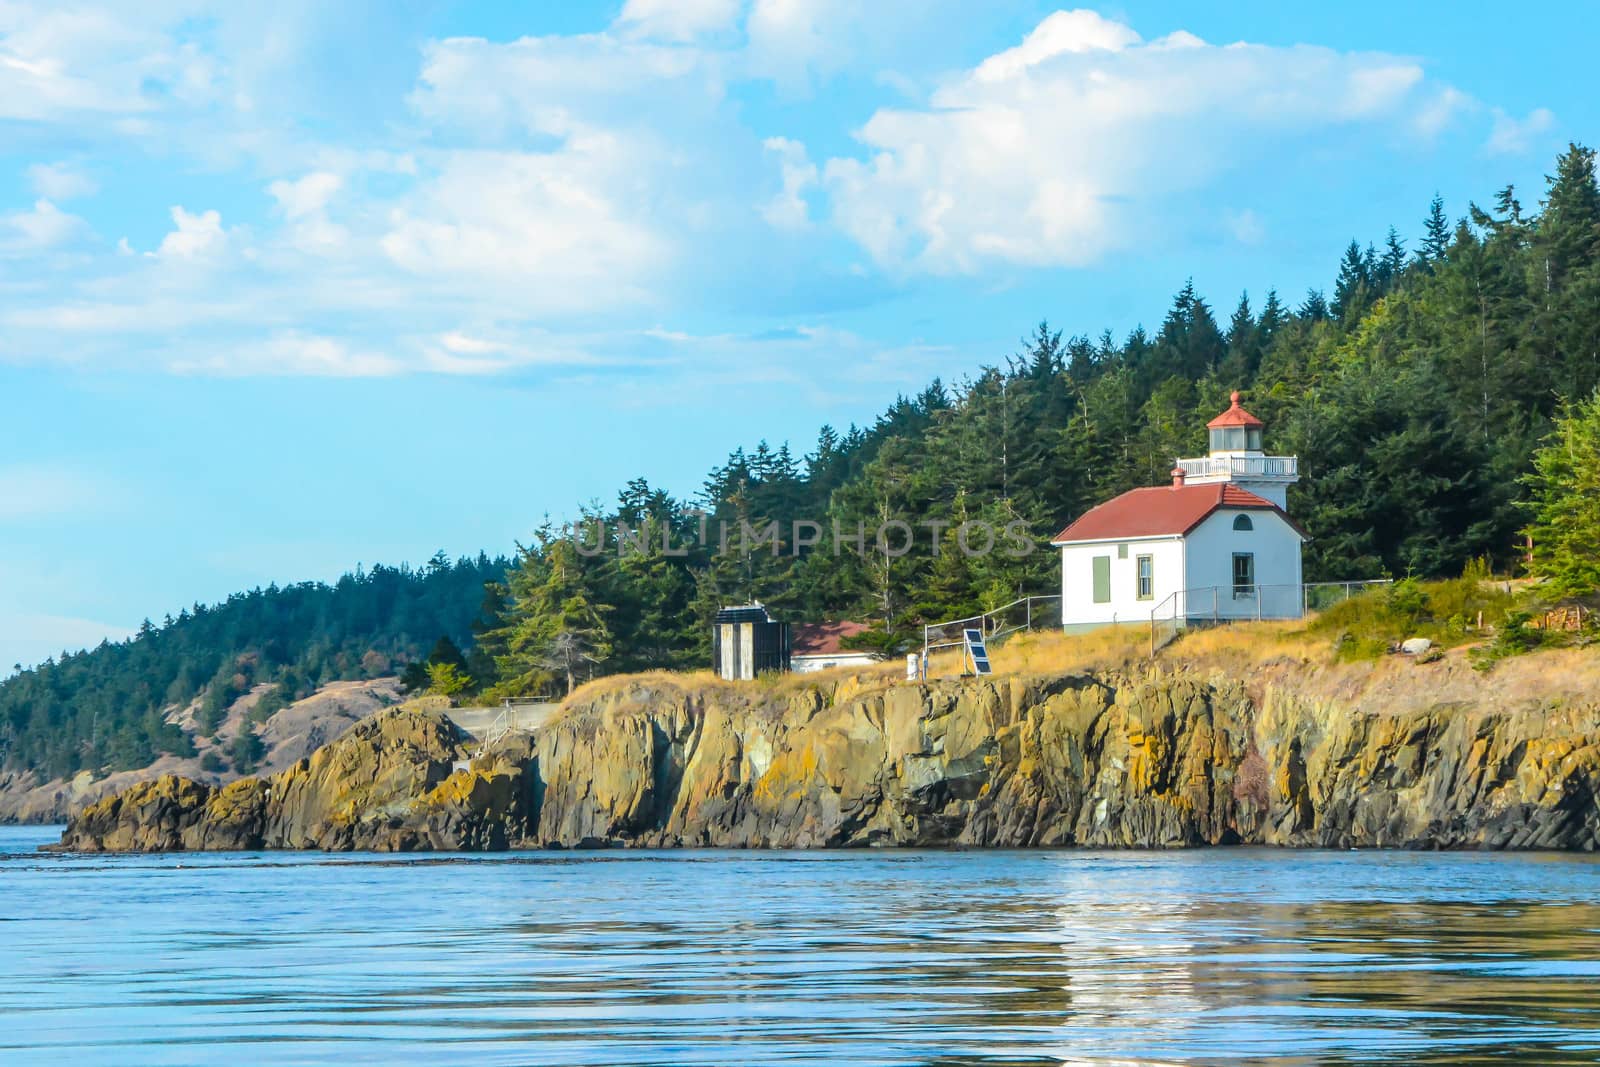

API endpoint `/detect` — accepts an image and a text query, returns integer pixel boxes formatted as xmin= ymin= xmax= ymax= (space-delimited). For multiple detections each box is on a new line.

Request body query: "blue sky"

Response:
xmin=0 ymin=0 xmax=1591 ymax=674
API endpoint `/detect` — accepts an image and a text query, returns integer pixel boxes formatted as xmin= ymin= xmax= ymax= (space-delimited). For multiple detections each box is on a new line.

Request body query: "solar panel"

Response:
xmin=963 ymin=629 xmax=992 ymax=676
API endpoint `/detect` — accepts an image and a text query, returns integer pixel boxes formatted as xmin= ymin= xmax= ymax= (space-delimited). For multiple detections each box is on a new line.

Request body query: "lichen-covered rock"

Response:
xmin=52 ymin=667 xmax=1600 ymax=853
xmin=50 ymin=707 xmax=532 ymax=852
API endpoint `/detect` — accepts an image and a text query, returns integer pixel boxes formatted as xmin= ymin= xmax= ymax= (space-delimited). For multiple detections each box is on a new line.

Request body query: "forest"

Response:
xmin=0 ymin=555 xmax=505 ymax=777
xmin=4 ymin=143 xmax=1598 ymax=780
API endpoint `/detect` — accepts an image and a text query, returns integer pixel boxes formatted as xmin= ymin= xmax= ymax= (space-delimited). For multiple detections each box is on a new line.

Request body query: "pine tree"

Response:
xmin=1378 ymin=227 xmax=1407 ymax=290
xmin=1219 ymin=291 xmax=1257 ymax=383
xmin=1257 ymin=288 xmax=1286 ymax=346
xmin=1298 ymin=288 xmax=1329 ymax=321
xmin=1539 ymin=144 xmax=1600 ymax=280
xmin=1332 ymin=239 xmax=1372 ymax=322
xmin=1522 ymin=389 xmax=1600 ymax=598
xmin=1420 ymin=193 xmax=1452 ymax=265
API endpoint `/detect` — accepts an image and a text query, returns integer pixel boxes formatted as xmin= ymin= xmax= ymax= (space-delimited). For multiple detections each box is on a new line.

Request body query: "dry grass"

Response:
xmin=565 ymin=669 xmax=723 ymax=706
xmin=562 ymin=661 xmax=908 ymax=708
xmin=902 ymin=619 xmax=1328 ymax=683
xmin=1160 ymin=620 xmax=1333 ymax=668
xmin=555 ymin=612 xmax=1593 ymax=722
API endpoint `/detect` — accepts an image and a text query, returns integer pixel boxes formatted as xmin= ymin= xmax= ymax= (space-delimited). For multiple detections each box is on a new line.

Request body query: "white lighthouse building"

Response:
xmin=1050 ymin=392 xmax=1308 ymax=629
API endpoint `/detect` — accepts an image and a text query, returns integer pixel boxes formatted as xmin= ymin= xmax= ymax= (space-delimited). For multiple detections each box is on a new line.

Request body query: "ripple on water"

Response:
xmin=2 ymin=829 xmax=1599 ymax=1065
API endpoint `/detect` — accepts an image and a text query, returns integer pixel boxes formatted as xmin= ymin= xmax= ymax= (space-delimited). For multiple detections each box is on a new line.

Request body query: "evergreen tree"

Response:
xmin=1257 ymin=288 xmax=1286 ymax=348
xmin=1522 ymin=389 xmax=1600 ymax=598
xmin=1378 ymin=226 xmax=1407 ymax=289
xmin=1332 ymin=239 xmax=1373 ymax=322
xmin=1420 ymin=193 xmax=1452 ymax=264
xmin=1298 ymin=288 xmax=1330 ymax=321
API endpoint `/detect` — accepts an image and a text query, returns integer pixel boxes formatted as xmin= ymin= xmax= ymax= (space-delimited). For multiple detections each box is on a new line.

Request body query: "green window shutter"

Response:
xmin=1092 ymin=555 xmax=1111 ymax=603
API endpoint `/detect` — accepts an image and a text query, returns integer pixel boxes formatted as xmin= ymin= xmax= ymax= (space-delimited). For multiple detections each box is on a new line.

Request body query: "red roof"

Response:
xmin=1050 ymin=483 xmax=1307 ymax=543
xmin=1207 ymin=391 xmax=1264 ymax=429
xmin=791 ymin=621 xmax=872 ymax=657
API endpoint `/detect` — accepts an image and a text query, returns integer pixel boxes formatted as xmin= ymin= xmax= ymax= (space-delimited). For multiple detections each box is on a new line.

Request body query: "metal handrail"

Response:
xmin=1174 ymin=455 xmax=1299 ymax=479
xmin=921 ymin=594 xmax=1063 ymax=678
xmin=1148 ymin=579 xmax=1393 ymax=655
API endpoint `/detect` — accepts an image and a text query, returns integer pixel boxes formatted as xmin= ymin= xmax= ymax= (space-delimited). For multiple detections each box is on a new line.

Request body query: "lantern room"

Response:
xmin=1207 ymin=391 xmax=1265 ymax=455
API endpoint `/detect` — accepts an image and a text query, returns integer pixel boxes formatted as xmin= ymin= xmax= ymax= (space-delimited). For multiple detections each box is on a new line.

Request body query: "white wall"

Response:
xmin=1058 ymin=536 xmax=1185 ymax=628
xmin=1181 ymin=510 xmax=1303 ymax=619
xmin=792 ymin=652 xmax=879 ymax=674
xmin=1231 ymin=479 xmax=1289 ymax=509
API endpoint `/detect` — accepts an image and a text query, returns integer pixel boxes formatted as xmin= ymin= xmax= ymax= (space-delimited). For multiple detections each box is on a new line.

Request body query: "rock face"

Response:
xmin=53 ymin=708 xmax=535 ymax=853
xmin=52 ymin=666 xmax=1600 ymax=852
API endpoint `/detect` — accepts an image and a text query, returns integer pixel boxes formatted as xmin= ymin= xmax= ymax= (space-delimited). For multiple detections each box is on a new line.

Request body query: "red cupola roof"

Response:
xmin=1207 ymin=391 xmax=1264 ymax=430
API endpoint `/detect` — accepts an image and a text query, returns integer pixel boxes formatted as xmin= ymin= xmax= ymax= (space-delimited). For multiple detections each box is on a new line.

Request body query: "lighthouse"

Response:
xmin=1050 ymin=391 xmax=1308 ymax=629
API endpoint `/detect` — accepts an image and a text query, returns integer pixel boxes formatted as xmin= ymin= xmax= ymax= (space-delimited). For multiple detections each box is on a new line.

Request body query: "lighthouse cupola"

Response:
xmin=1174 ymin=391 xmax=1300 ymax=510
xmin=1207 ymin=391 xmax=1264 ymax=455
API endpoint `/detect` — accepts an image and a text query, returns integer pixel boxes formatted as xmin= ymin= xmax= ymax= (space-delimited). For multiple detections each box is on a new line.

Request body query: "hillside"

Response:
xmin=0 ymin=677 xmax=403 ymax=824
xmin=5 ymin=142 xmax=1600 ymax=788
xmin=0 ymin=555 xmax=504 ymax=784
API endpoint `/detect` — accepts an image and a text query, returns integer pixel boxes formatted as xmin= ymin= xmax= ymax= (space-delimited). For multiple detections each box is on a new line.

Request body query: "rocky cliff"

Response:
xmin=52 ymin=661 xmax=1600 ymax=853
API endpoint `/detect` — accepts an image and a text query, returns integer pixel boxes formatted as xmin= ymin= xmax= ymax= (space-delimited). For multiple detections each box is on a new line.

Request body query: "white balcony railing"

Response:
xmin=1175 ymin=454 xmax=1298 ymax=480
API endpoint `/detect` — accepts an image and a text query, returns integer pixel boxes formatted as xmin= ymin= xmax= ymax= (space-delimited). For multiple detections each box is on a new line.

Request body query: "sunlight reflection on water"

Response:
xmin=2 ymin=825 xmax=1598 ymax=1065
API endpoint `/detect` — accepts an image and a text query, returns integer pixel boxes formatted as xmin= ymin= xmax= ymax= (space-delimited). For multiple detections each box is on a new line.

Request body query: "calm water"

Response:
xmin=3 ymin=825 xmax=1599 ymax=1065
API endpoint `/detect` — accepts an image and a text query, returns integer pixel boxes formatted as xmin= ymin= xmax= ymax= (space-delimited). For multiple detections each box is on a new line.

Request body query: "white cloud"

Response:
xmin=1412 ymin=85 xmax=1471 ymax=139
xmin=380 ymin=143 xmax=673 ymax=311
xmin=0 ymin=4 xmax=214 ymax=121
xmin=268 ymin=171 xmax=342 ymax=218
xmin=408 ymin=31 xmax=722 ymax=136
xmin=816 ymin=9 xmax=1441 ymax=274
xmin=1485 ymin=106 xmax=1556 ymax=156
xmin=169 ymin=332 xmax=402 ymax=377
xmin=973 ymin=8 xmax=1140 ymax=82
xmin=761 ymin=136 xmax=817 ymax=229
xmin=386 ymin=31 xmax=759 ymax=312
xmin=0 ymin=198 xmax=88 ymax=253
xmin=268 ymin=171 xmax=348 ymax=252
xmin=615 ymin=0 xmax=742 ymax=41
xmin=26 ymin=161 xmax=97 ymax=200
xmin=420 ymin=330 xmax=611 ymax=375
xmin=156 ymin=205 xmax=226 ymax=259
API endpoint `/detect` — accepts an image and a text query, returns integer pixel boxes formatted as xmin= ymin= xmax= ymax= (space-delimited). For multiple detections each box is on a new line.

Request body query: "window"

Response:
xmin=1211 ymin=426 xmax=1248 ymax=451
xmin=1233 ymin=514 xmax=1253 ymax=531
xmin=1233 ymin=552 xmax=1255 ymax=599
xmin=1117 ymin=543 xmax=1128 ymax=559
xmin=1092 ymin=556 xmax=1111 ymax=604
xmin=1247 ymin=428 xmax=1262 ymax=450
xmin=1136 ymin=555 xmax=1153 ymax=600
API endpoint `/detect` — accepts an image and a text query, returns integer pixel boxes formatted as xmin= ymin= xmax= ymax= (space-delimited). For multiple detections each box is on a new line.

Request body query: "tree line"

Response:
xmin=1 ymin=555 xmax=505 ymax=779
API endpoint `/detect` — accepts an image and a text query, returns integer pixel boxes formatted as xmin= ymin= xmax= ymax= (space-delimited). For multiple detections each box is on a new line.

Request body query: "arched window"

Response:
xmin=1233 ymin=514 xmax=1253 ymax=531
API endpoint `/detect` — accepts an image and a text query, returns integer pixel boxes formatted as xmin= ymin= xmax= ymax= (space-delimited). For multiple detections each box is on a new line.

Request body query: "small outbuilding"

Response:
xmin=712 ymin=603 xmax=790 ymax=680
xmin=790 ymin=621 xmax=878 ymax=673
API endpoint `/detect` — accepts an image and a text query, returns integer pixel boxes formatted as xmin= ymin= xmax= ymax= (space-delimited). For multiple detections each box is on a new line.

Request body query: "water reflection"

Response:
xmin=1 ymin=828 xmax=1598 ymax=1065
